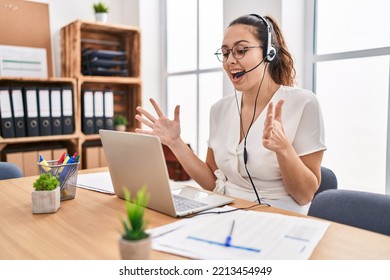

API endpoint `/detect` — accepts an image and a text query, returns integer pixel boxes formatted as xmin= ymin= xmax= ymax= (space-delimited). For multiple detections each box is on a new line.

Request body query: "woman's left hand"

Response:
xmin=262 ymin=99 xmax=290 ymax=152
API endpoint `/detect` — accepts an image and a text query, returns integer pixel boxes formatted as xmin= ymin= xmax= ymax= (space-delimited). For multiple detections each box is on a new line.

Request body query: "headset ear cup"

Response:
xmin=266 ymin=45 xmax=276 ymax=62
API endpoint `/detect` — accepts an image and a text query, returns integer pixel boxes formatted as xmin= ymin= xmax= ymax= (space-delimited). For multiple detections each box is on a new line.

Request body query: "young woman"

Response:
xmin=135 ymin=14 xmax=326 ymax=214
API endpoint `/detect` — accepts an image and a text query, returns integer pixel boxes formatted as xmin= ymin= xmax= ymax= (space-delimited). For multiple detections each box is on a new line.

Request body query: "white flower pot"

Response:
xmin=118 ymin=236 xmax=152 ymax=260
xmin=115 ymin=124 xmax=126 ymax=132
xmin=95 ymin=12 xmax=108 ymax=23
xmin=32 ymin=187 xmax=60 ymax=214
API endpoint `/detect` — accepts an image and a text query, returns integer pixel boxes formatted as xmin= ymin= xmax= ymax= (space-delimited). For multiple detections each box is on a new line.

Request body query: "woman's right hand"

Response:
xmin=135 ymin=98 xmax=181 ymax=147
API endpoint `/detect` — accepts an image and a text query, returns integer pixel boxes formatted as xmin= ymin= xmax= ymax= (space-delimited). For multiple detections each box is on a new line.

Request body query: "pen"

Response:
xmin=67 ymin=156 xmax=75 ymax=164
xmin=57 ymin=152 xmax=66 ymax=165
xmin=39 ymin=155 xmax=51 ymax=172
xmin=63 ymin=155 xmax=70 ymax=165
xmin=225 ymin=220 xmax=235 ymax=247
xmin=74 ymin=154 xmax=81 ymax=163
xmin=59 ymin=154 xmax=70 ymax=173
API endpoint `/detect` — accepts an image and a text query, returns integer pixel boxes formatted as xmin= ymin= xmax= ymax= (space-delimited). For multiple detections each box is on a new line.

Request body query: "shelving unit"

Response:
xmin=61 ymin=20 xmax=142 ymax=169
xmin=0 ymin=20 xmax=142 ymax=171
xmin=0 ymin=77 xmax=78 ymax=175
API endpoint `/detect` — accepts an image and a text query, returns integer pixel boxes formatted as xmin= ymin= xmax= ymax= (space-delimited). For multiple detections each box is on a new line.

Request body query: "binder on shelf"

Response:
xmin=82 ymin=90 xmax=94 ymax=134
xmin=61 ymin=86 xmax=74 ymax=134
xmin=23 ymin=87 xmax=40 ymax=137
xmin=103 ymin=90 xmax=114 ymax=130
xmin=37 ymin=87 xmax=52 ymax=136
xmin=93 ymin=90 xmax=104 ymax=133
xmin=50 ymin=87 xmax=62 ymax=135
xmin=0 ymin=86 xmax=15 ymax=138
xmin=10 ymin=87 xmax=26 ymax=137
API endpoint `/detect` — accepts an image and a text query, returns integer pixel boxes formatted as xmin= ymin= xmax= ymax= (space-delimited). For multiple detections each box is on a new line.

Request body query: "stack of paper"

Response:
xmin=77 ymin=172 xmax=114 ymax=194
xmin=149 ymin=206 xmax=330 ymax=260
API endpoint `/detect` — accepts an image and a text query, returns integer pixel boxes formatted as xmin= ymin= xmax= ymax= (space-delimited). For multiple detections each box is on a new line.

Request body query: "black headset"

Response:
xmin=250 ymin=14 xmax=276 ymax=63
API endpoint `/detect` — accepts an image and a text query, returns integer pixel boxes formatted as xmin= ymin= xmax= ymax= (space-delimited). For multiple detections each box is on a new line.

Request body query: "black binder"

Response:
xmin=94 ymin=90 xmax=104 ymax=133
xmin=0 ymin=86 xmax=15 ymax=138
xmin=61 ymin=86 xmax=74 ymax=134
xmin=104 ymin=90 xmax=114 ymax=130
xmin=82 ymin=90 xmax=94 ymax=134
xmin=37 ymin=87 xmax=52 ymax=136
xmin=10 ymin=87 xmax=26 ymax=137
xmin=23 ymin=87 xmax=40 ymax=137
xmin=50 ymin=87 xmax=62 ymax=135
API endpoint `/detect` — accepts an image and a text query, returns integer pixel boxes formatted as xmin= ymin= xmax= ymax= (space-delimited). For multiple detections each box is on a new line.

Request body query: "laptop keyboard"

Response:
xmin=173 ymin=194 xmax=208 ymax=212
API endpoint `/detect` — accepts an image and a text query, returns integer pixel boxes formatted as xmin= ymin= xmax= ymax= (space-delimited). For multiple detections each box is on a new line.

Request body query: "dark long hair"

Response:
xmin=229 ymin=14 xmax=296 ymax=86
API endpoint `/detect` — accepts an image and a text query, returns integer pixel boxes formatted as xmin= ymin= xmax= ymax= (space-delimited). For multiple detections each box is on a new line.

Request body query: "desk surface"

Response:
xmin=1 ymin=168 xmax=390 ymax=260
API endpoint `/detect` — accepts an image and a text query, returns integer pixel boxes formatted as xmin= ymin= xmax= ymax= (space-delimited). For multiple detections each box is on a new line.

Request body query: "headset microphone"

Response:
xmin=234 ymin=58 xmax=265 ymax=78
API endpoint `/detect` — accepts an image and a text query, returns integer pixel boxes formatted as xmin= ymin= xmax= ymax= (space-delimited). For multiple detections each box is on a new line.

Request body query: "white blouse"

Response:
xmin=208 ymin=86 xmax=326 ymax=214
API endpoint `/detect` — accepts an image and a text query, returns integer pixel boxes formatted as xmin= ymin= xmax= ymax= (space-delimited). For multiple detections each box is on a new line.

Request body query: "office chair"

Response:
xmin=0 ymin=162 xmax=23 ymax=180
xmin=308 ymin=189 xmax=390 ymax=236
xmin=314 ymin=166 xmax=338 ymax=198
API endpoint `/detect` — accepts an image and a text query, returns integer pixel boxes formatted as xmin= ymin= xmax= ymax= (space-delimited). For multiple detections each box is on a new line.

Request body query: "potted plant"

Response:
xmin=118 ymin=187 xmax=151 ymax=260
xmin=93 ymin=2 xmax=109 ymax=23
xmin=32 ymin=173 xmax=60 ymax=214
xmin=114 ymin=115 xmax=128 ymax=132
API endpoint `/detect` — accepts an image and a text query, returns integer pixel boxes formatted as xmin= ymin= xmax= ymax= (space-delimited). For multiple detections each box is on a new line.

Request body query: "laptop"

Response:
xmin=99 ymin=130 xmax=234 ymax=217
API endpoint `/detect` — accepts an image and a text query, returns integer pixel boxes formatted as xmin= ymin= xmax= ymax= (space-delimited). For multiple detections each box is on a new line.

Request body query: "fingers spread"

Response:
xmin=135 ymin=114 xmax=154 ymax=128
xmin=274 ymin=99 xmax=284 ymax=122
xmin=136 ymin=105 xmax=157 ymax=123
xmin=150 ymin=98 xmax=165 ymax=118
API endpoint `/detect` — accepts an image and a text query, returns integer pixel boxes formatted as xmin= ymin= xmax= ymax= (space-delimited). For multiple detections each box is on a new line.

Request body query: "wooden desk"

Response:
xmin=1 ymin=169 xmax=390 ymax=260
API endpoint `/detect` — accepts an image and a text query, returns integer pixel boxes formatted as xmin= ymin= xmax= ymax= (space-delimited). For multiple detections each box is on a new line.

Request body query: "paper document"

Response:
xmin=77 ymin=172 xmax=114 ymax=194
xmin=0 ymin=45 xmax=48 ymax=78
xmin=149 ymin=206 xmax=330 ymax=260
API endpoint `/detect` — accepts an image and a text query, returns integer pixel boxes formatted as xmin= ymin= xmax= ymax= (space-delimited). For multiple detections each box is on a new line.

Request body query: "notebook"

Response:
xmin=99 ymin=130 xmax=234 ymax=217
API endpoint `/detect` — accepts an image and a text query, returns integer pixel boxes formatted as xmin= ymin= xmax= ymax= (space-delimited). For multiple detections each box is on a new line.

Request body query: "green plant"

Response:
xmin=114 ymin=115 xmax=128 ymax=126
xmin=120 ymin=187 xmax=150 ymax=241
xmin=33 ymin=173 xmax=60 ymax=191
xmin=93 ymin=2 xmax=109 ymax=13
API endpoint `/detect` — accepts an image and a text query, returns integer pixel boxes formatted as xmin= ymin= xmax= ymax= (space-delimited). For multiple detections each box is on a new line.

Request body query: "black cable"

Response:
xmin=182 ymin=203 xmax=271 ymax=219
xmin=235 ymin=64 xmax=268 ymax=204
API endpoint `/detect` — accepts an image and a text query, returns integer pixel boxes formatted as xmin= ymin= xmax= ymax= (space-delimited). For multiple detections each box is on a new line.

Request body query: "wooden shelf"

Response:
xmin=61 ymin=20 xmax=142 ymax=169
xmin=0 ymin=21 xmax=141 ymax=171
xmin=61 ymin=20 xmax=141 ymax=79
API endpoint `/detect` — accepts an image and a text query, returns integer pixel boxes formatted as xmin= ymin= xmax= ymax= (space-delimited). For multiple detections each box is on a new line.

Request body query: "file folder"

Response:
xmin=61 ymin=86 xmax=74 ymax=134
xmin=50 ymin=87 xmax=62 ymax=135
xmin=37 ymin=87 xmax=52 ymax=136
xmin=10 ymin=87 xmax=26 ymax=137
xmin=103 ymin=90 xmax=114 ymax=130
xmin=23 ymin=87 xmax=40 ymax=137
xmin=94 ymin=90 xmax=104 ymax=133
xmin=82 ymin=90 xmax=94 ymax=134
xmin=0 ymin=86 xmax=15 ymax=138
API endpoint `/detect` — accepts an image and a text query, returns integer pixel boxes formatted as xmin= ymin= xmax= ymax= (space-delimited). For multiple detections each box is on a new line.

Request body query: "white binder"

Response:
xmin=50 ymin=88 xmax=62 ymax=135
xmin=82 ymin=90 xmax=94 ymax=134
xmin=104 ymin=90 xmax=114 ymax=130
xmin=62 ymin=87 xmax=74 ymax=134
xmin=93 ymin=90 xmax=104 ymax=133
xmin=11 ymin=88 xmax=26 ymax=137
xmin=38 ymin=87 xmax=51 ymax=136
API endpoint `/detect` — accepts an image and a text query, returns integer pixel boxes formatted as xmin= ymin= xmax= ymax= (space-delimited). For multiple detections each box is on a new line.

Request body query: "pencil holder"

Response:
xmin=38 ymin=160 xmax=80 ymax=201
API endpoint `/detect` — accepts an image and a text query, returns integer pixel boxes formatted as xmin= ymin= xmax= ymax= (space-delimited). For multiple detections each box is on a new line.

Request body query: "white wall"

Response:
xmin=139 ymin=0 xmax=164 ymax=112
xmin=281 ymin=0 xmax=305 ymax=87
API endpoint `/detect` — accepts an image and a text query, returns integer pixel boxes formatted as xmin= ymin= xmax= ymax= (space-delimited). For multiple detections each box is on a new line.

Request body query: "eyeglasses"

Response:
xmin=214 ymin=44 xmax=263 ymax=62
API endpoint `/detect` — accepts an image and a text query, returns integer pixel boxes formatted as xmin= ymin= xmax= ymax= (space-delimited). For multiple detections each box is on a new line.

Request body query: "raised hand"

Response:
xmin=262 ymin=99 xmax=289 ymax=152
xmin=135 ymin=98 xmax=181 ymax=147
